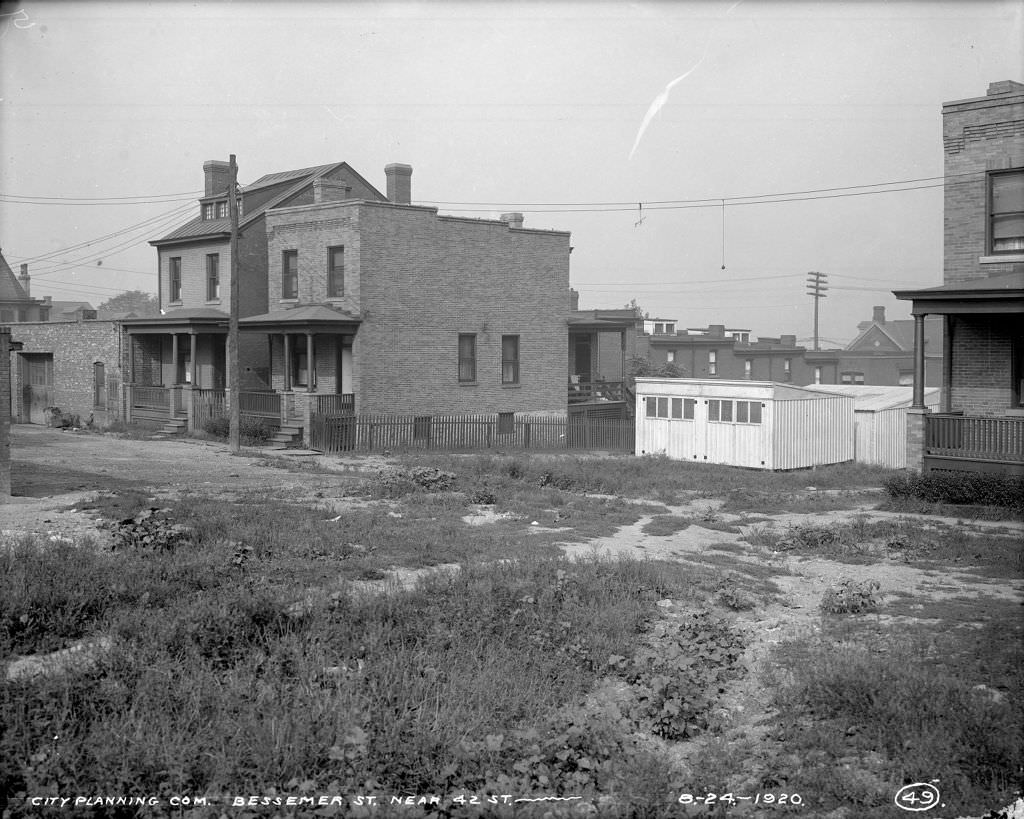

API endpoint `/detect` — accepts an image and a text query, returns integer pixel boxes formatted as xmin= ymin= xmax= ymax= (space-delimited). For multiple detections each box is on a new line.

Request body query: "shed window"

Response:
xmin=645 ymin=396 xmax=673 ymax=418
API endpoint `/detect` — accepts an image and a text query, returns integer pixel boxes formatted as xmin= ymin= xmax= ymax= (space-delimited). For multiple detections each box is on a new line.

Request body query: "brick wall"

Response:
xmin=948 ymin=315 xmax=1017 ymax=414
xmin=943 ymin=88 xmax=1024 ymax=284
xmin=10 ymin=321 xmax=124 ymax=423
xmin=356 ymin=205 xmax=570 ymax=415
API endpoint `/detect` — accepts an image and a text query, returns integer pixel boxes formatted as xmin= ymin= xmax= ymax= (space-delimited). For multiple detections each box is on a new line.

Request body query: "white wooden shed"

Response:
xmin=805 ymin=384 xmax=940 ymax=469
xmin=634 ymin=378 xmax=854 ymax=470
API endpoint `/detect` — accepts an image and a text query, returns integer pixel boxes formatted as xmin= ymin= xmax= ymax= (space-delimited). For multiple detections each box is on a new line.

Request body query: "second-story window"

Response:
xmin=328 ymin=246 xmax=344 ymax=298
xmin=216 ymin=201 xmax=227 ymax=219
xmin=990 ymin=169 xmax=1024 ymax=254
xmin=203 ymin=203 xmax=214 ymax=220
xmin=206 ymin=254 xmax=219 ymax=300
xmin=744 ymin=359 xmax=753 ymax=378
xmin=169 ymin=257 xmax=182 ymax=302
xmin=708 ymin=350 xmax=718 ymax=376
xmin=501 ymin=335 xmax=520 ymax=384
xmin=783 ymin=358 xmax=792 ymax=380
xmin=282 ymin=250 xmax=298 ymax=299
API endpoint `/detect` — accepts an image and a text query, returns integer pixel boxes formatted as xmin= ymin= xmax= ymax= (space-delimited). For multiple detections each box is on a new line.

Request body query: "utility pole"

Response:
xmin=227 ymin=155 xmax=241 ymax=453
xmin=805 ymin=271 xmax=828 ymax=351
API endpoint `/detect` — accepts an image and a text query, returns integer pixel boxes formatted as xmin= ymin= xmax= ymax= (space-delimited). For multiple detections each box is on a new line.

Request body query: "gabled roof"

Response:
xmin=846 ymin=316 xmax=943 ymax=353
xmin=152 ymin=161 xmax=386 ymax=246
xmin=0 ymin=249 xmax=31 ymax=302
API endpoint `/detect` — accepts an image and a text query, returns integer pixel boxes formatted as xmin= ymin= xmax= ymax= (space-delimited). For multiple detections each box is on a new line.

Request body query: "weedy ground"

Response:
xmin=1 ymin=446 xmax=1021 ymax=818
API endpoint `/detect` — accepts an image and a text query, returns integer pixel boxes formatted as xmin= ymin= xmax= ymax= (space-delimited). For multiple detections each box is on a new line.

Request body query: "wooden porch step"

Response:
xmin=160 ymin=418 xmax=187 ymax=435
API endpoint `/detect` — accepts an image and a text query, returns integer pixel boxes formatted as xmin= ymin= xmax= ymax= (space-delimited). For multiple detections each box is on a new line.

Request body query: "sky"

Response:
xmin=1 ymin=0 xmax=1021 ymax=345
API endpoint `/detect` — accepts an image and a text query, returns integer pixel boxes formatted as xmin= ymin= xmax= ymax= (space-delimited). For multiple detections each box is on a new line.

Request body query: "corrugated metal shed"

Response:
xmin=805 ymin=385 xmax=940 ymax=468
xmin=634 ymin=378 xmax=854 ymax=470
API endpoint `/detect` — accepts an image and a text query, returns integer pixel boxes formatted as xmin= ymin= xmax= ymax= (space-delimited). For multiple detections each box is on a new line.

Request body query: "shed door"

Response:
xmin=22 ymin=354 xmax=54 ymax=424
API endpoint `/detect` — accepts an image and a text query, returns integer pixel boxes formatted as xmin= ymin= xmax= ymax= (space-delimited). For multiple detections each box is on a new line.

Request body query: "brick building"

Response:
xmin=838 ymin=306 xmax=943 ymax=387
xmin=124 ymin=159 xmax=570 ymax=437
xmin=896 ymin=80 xmax=1024 ymax=474
xmin=7 ymin=320 xmax=124 ymax=426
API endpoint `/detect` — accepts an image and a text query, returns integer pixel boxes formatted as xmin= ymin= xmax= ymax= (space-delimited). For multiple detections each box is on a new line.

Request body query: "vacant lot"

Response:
xmin=2 ymin=426 xmax=1022 ymax=818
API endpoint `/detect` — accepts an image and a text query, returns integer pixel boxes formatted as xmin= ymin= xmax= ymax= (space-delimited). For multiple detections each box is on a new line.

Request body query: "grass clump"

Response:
xmin=761 ymin=626 xmax=1024 ymax=817
xmin=1 ymin=555 xmax=704 ymax=806
xmin=820 ymin=579 xmax=881 ymax=615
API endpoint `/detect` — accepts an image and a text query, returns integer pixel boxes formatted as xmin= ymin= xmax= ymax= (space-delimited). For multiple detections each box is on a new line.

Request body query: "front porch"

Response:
xmin=924 ymin=413 xmax=1024 ymax=476
xmin=568 ymin=314 xmax=633 ymax=419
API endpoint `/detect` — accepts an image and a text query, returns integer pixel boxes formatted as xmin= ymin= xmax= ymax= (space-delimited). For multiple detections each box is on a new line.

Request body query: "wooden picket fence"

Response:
xmin=309 ymin=413 xmax=634 ymax=454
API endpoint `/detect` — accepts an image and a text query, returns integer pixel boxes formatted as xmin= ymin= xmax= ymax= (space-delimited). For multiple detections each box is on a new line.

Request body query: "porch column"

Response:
xmin=171 ymin=333 xmax=179 ymax=385
xmin=283 ymin=333 xmax=292 ymax=392
xmin=189 ymin=332 xmax=198 ymax=386
xmin=912 ymin=313 xmax=926 ymax=409
xmin=306 ymin=332 xmax=316 ymax=392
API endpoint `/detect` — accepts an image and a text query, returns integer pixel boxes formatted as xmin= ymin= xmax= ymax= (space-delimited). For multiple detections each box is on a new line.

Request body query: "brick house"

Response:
xmin=895 ymin=80 xmax=1024 ymax=475
xmin=128 ymin=160 xmax=570 ymax=439
xmin=838 ymin=306 xmax=943 ymax=387
xmin=0 ymin=252 xmax=49 ymax=323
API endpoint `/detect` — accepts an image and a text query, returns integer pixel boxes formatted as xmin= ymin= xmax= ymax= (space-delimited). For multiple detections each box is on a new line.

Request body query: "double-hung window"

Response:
xmin=708 ymin=350 xmax=718 ymax=376
xmin=327 ymin=246 xmax=344 ymax=298
xmin=282 ymin=250 xmax=298 ymax=299
xmin=169 ymin=257 xmax=182 ymax=302
xmin=501 ymin=335 xmax=520 ymax=384
xmin=458 ymin=334 xmax=476 ymax=382
xmin=989 ymin=169 xmax=1024 ymax=254
xmin=206 ymin=254 xmax=220 ymax=301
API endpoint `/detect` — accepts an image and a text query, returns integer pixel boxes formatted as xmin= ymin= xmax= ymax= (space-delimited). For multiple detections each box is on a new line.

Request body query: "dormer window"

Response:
xmin=202 ymin=201 xmax=231 ymax=220
xmin=203 ymin=203 xmax=214 ymax=220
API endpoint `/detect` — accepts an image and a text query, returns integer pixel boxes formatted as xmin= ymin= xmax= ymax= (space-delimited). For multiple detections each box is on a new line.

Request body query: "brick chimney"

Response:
xmin=203 ymin=160 xmax=231 ymax=197
xmin=385 ymin=163 xmax=412 ymax=204
xmin=312 ymin=178 xmax=351 ymax=203
xmin=780 ymin=334 xmax=796 ymax=347
xmin=708 ymin=324 xmax=725 ymax=339
xmin=987 ymin=80 xmax=1024 ymax=96
xmin=18 ymin=264 xmax=29 ymax=297
xmin=872 ymin=306 xmax=886 ymax=324
xmin=500 ymin=212 xmax=524 ymax=229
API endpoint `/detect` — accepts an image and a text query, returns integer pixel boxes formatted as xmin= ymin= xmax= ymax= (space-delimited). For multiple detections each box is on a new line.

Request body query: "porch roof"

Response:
xmin=120 ymin=307 xmax=229 ymax=334
xmin=568 ymin=315 xmax=632 ymax=333
xmin=894 ymin=272 xmax=1024 ymax=315
xmin=239 ymin=304 xmax=361 ymax=333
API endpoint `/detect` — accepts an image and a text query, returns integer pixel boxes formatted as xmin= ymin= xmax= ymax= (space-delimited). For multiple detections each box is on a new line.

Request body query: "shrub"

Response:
xmin=884 ymin=471 xmax=1024 ymax=514
xmin=202 ymin=416 xmax=230 ymax=438
xmin=820 ymin=579 xmax=881 ymax=615
xmin=201 ymin=416 xmax=272 ymax=445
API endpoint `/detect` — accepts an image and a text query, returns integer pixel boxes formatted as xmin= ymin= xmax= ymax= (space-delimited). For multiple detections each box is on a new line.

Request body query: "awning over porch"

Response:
xmin=119 ymin=307 xmax=229 ymax=334
xmin=894 ymin=272 xmax=1024 ymax=409
xmin=238 ymin=304 xmax=361 ymax=333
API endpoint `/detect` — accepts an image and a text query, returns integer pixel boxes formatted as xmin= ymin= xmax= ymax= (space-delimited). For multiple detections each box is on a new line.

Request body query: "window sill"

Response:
xmin=502 ymin=383 xmax=521 ymax=389
xmin=279 ymin=298 xmax=299 ymax=304
xmin=458 ymin=381 xmax=477 ymax=387
xmin=168 ymin=301 xmax=183 ymax=307
xmin=980 ymin=254 xmax=1024 ymax=264
xmin=205 ymin=300 xmax=221 ymax=305
xmin=1004 ymin=408 xmax=1024 ymax=417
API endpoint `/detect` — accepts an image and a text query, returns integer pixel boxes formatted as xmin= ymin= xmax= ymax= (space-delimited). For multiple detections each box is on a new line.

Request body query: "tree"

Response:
xmin=625 ymin=354 xmax=686 ymax=390
xmin=97 ymin=290 xmax=160 ymax=317
xmin=624 ymin=298 xmax=649 ymax=319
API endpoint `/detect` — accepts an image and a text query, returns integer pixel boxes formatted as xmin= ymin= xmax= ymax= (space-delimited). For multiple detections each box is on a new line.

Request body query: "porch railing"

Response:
xmin=309 ymin=393 xmax=355 ymax=416
xmin=926 ymin=414 xmax=1024 ymax=462
xmin=238 ymin=391 xmax=282 ymax=419
xmin=131 ymin=385 xmax=170 ymax=411
xmin=568 ymin=379 xmax=625 ymax=404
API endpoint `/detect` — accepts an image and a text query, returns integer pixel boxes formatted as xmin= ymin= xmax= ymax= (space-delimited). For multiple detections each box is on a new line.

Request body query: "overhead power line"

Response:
xmin=0 ymin=192 xmax=202 ymax=206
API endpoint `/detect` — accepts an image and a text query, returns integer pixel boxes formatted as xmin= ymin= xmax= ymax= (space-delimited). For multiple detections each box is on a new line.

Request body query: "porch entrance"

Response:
xmin=21 ymin=353 xmax=53 ymax=424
